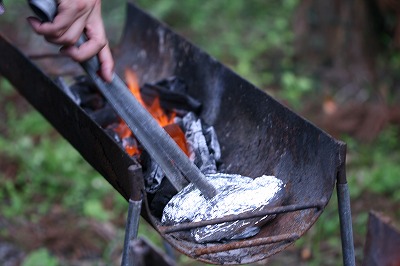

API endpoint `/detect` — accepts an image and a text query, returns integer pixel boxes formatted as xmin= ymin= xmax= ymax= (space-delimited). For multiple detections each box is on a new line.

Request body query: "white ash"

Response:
xmin=144 ymin=112 xmax=221 ymax=193
xmin=180 ymin=112 xmax=221 ymax=174
xmin=162 ymin=173 xmax=285 ymax=243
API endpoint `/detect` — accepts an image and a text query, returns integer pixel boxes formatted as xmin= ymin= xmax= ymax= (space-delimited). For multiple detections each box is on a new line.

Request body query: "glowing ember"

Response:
xmin=113 ymin=69 xmax=188 ymax=156
xmin=164 ymin=124 xmax=189 ymax=156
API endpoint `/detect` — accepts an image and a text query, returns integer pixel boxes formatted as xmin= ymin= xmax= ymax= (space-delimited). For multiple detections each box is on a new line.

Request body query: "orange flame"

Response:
xmin=113 ymin=69 xmax=188 ymax=157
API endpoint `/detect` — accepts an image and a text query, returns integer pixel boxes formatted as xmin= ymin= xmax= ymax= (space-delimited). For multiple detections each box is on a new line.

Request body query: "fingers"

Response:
xmin=59 ymin=4 xmax=114 ymax=82
xmin=27 ymin=22 xmax=80 ymax=48
xmin=27 ymin=0 xmax=96 ymax=45
xmin=60 ymin=34 xmax=105 ymax=61
xmin=44 ymin=18 xmax=86 ymax=45
xmin=61 ymin=43 xmax=114 ymax=83
xmin=28 ymin=16 xmax=89 ymax=46
xmin=98 ymin=43 xmax=115 ymax=83
xmin=27 ymin=0 xmax=115 ymax=82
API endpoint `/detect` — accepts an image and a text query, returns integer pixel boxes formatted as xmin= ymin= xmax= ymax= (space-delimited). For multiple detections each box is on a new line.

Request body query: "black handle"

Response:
xmin=0 ymin=0 xmax=5 ymax=15
xmin=28 ymin=0 xmax=57 ymax=22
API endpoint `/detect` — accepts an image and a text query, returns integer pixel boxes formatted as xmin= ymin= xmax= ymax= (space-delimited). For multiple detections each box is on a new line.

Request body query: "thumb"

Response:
xmin=26 ymin=16 xmax=43 ymax=31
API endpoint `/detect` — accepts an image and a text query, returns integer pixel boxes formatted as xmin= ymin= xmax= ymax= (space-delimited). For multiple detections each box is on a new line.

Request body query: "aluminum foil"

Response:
xmin=162 ymin=173 xmax=285 ymax=243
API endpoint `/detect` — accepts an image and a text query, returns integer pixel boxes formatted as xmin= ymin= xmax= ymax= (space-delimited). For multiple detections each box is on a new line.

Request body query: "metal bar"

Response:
xmin=336 ymin=143 xmax=356 ymax=266
xmin=121 ymin=199 xmax=142 ymax=266
xmin=194 ymin=233 xmax=300 ymax=256
xmin=159 ymin=201 xmax=324 ymax=234
xmin=337 ymin=183 xmax=356 ymax=266
xmin=121 ymin=165 xmax=144 ymax=266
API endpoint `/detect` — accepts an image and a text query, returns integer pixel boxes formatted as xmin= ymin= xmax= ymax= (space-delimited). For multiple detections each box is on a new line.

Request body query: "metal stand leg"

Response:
xmin=337 ymin=182 xmax=356 ymax=266
xmin=121 ymin=165 xmax=144 ymax=266
xmin=336 ymin=144 xmax=356 ymax=266
xmin=120 ymin=165 xmax=176 ymax=266
xmin=122 ymin=199 xmax=142 ymax=266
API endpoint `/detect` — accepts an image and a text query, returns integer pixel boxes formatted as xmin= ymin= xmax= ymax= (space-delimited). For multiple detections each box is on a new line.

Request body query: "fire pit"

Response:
xmin=0 ymin=3 xmax=355 ymax=265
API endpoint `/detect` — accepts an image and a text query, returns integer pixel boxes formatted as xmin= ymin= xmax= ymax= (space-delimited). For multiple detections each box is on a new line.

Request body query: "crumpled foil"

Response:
xmin=162 ymin=173 xmax=285 ymax=243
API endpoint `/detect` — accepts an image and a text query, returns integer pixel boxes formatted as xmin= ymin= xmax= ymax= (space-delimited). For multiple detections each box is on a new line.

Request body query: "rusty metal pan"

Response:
xmin=112 ymin=4 xmax=345 ymax=263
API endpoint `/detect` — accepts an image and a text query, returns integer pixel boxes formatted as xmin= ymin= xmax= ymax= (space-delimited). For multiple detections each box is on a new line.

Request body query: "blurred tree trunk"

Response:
xmin=293 ymin=0 xmax=400 ymax=95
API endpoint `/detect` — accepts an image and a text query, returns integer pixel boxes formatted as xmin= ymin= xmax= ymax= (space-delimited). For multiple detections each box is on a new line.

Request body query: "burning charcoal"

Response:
xmin=142 ymin=153 xmax=170 ymax=197
xmin=181 ymin=112 xmax=220 ymax=174
xmin=88 ymin=102 xmax=119 ymax=127
xmin=54 ymin=77 xmax=81 ymax=105
xmin=203 ymin=123 xmax=221 ymax=162
xmin=141 ymin=151 xmax=179 ymax=218
xmin=121 ymin=136 xmax=141 ymax=157
xmin=141 ymin=151 xmax=164 ymax=194
xmin=144 ymin=159 xmax=165 ymax=194
xmin=104 ymin=124 xmax=123 ymax=144
xmin=162 ymin=174 xmax=285 ymax=243
xmin=141 ymin=77 xmax=202 ymax=115
xmin=142 ymin=112 xmax=221 ymax=195
xmin=156 ymin=76 xmax=188 ymax=93
xmin=163 ymin=124 xmax=189 ymax=156
xmin=149 ymin=178 xmax=178 ymax=218
xmin=80 ymin=94 xmax=105 ymax=110
xmin=69 ymin=76 xmax=105 ymax=110
xmin=72 ymin=75 xmax=99 ymax=91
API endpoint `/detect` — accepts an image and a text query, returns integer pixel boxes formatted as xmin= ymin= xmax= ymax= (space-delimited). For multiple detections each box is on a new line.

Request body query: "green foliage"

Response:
xmin=0 ymin=88 xmax=126 ymax=220
xmin=1 ymin=0 xmax=27 ymax=22
xmin=0 ymin=78 xmax=13 ymax=95
xmin=83 ymin=199 xmax=111 ymax=222
xmin=346 ymin=126 xmax=400 ymax=202
xmin=133 ymin=0 xmax=299 ymax=90
xmin=2 ymin=0 xmax=305 ymax=103
xmin=22 ymin=248 xmax=59 ymax=266
xmin=138 ymin=218 xmax=164 ymax=248
xmin=295 ymin=126 xmax=400 ymax=265
xmin=387 ymin=50 xmax=400 ymax=71
xmin=279 ymin=71 xmax=314 ymax=109
xmin=305 ymin=195 xmax=342 ymax=265
xmin=131 ymin=0 xmax=315 ymax=107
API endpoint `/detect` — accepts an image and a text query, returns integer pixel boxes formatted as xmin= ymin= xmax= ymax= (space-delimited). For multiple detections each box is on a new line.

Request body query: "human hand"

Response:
xmin=27 ymin=0 xmax=114 ymax=82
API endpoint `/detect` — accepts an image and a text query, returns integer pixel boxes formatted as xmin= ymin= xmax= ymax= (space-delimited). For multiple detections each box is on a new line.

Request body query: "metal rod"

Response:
xmin=121 ymin=199 xmax=142 ymax=266
xmin=194 ymin=233 xmax=300 ymax=256
xmin=336 ymin=143 xmax=356 ymax=266
xmin=159 ymin=201 xmax=324 ymax=234
xmin=121 ymin=165 xmax=144 ymax=266
xmin=337 ymin=182 xmax=356 ymax=266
